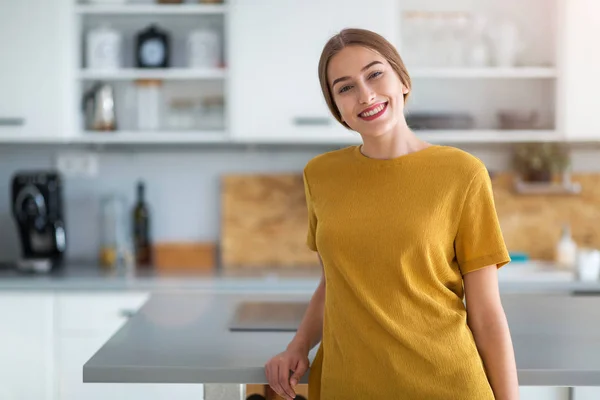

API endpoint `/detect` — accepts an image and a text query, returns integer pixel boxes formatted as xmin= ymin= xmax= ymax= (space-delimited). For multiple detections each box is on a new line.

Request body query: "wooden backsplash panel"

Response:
xmin=493 ymin=173 xmax=600 ymax=260
xmin=220 ymin=172 xmax=600 ymax=268
xmin=220 ymin=174 xmax=319 ymax=268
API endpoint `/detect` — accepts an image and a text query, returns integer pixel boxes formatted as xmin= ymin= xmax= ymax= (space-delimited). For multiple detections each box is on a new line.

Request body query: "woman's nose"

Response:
xmin=358 ymin=83 xmax=375 ymax=104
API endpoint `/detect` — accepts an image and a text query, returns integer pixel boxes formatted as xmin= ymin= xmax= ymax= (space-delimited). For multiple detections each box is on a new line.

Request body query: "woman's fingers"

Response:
xmin=267 ymin=361 xmax=288 ymax=399
xmin=278 ymin=359 xmax=297 ymax=400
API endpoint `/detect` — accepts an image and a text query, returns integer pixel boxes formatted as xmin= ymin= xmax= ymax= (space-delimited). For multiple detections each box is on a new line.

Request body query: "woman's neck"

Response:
xmin=359 ymin=121 xmax=431 ymax=160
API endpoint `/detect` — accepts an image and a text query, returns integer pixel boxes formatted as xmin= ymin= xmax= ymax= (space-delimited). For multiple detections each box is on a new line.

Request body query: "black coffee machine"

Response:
xmin=11 ymin=171 xmax=66 ymax=272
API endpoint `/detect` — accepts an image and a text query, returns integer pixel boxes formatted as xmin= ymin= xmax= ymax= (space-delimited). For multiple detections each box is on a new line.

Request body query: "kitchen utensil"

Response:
xmin=154 ymin=242 xmax=216 ymax=272
xmin=406 ymin=112 xmax=474 ymax=130
xmin=220 ymin=174 xmax=320 ymax=269
xmin=11 ymin=171 xmax=66 ymax=273
xmin=228 ymin=301 xmax=308 ymax=332
xmin=83 ymin=82 xmax=117 ymax=131
xmin=498 ymin=110 xmax=539 ymax=130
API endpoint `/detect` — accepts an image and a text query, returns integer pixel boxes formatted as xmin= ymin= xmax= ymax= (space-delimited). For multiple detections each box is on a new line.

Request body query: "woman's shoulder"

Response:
xmin=304 ymin=145 xmax=356 ymax=176
xmin=433 ymin=145 xmax=488 ymax=178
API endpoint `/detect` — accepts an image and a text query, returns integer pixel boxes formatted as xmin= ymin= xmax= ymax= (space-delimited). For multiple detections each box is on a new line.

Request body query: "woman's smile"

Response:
xmin=358 ymin=101 xmax=388 ymax=121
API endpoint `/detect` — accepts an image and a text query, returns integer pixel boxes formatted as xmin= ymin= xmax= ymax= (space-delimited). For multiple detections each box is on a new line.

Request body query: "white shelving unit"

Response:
xmin=399 ymin=0 xmax=560 ymax=143
xmin=416 ymin=129 xmax=561 ymax=143
xmin=78 ymin=68 xmax=226 ymax=80
xmin=73 ymin=1 xmax=228 ymax=144
xmin=410 ymin=67 xmax=557 ymax=79
xmin=75 ymin=4 xmax=227 ymax=15
xmin=79 ymin=130 xmax=228 ymax=144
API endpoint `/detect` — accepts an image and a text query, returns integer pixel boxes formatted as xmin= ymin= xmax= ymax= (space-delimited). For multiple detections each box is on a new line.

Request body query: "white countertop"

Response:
xmin=0 ymin=260 xmax=596 ymax=293
xmin=84 ymin=291 xmax=600 ymax=387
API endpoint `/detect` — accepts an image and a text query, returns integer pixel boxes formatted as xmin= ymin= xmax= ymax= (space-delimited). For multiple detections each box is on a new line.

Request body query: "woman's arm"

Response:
xmin=265 ymin=255 xmax=325 ymax=399
xmin=288 ymin=254 xmax=326 ymax=357
xmin=464 ymin=265 xmax=520 ymax=400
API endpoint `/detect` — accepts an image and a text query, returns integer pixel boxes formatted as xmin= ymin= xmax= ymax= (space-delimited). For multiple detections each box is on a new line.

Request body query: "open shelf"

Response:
xmin=78 ymin=131 xmax=229 ymax=144
xmin=0 ymin=130 xmax=572 ymax=145
xmin=75 ymin=4 xmax=227 ymax=15
xmin=416 ymin=130 xmax=561 ymax=143
xmin=410 ymin=67 xmax=557 ymax=79
xmin=514 ymin=177 xmax=582 ymax=195
xmin=78 ymin=68 xmax=226 ymax=80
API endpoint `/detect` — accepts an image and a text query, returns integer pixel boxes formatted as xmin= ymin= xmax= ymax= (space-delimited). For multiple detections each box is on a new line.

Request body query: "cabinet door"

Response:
xmin=0 ymin=0 xmax=70 ymax=139
xmin=573 ymin=387 xmax=600 ymax=400
xmin=56 ymin=292 xmax=203 ymax=400
xmin=229 ymin=0 xmax=398 ymax=143
xmin=0 ymin=294 xmax=54 ymax=400
xmin=519 ymin=387 xmax=569 ymax=400
xmin=58 ymin=335 xmax=204 ymax=400
xmin=559 ymin=0 xmax=600 ymax=140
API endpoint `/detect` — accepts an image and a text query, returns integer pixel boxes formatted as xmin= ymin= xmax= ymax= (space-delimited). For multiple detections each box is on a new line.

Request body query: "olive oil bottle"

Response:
xmin=132 ymin=181 xmax=152 ymax=268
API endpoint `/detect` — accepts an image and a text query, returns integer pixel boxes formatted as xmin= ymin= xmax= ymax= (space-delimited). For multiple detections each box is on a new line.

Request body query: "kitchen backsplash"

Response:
xmin=1 ymin=145 xmax=600 ymax=264
xmin=493 ymin=173 xmax=600 ymax=260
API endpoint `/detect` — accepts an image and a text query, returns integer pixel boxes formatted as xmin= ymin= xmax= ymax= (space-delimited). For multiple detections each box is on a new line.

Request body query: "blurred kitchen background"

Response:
xmin=3 ymin=0 xmax=600 ymax=270
xmin=2 ymin=0 xmax=600 ymax=399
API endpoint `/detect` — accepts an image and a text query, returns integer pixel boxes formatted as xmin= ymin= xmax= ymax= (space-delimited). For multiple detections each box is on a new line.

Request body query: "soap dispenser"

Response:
xmin=555 ymin=223 xmax=577 ymax=270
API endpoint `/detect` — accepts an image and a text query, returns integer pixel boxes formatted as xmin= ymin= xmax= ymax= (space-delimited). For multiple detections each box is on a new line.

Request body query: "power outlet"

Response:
xmin=55 ymin=152 xmax=99 ymax=178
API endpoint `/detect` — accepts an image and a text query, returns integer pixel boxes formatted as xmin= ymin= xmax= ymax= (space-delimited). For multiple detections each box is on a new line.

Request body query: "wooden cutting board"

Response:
xmin=220 ymin=174 xmax=319 ymax=269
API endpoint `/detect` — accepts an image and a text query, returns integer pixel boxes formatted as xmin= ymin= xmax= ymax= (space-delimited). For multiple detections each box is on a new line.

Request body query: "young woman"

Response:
xmin=265 ymin=28 xmax=519 ymax=400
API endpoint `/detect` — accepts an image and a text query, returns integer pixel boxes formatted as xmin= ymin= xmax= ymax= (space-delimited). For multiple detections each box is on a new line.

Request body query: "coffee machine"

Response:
xmin=11 ymin=171 xmax=66 ymax=272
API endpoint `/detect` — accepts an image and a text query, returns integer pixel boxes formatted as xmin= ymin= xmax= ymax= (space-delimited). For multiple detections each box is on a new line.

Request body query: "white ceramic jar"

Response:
xmin=135 ymin=80 xmax=163 ymax=131
xmin=186 ymin=28 xmax=221 ymax=69
xmin=86 ymin=25 xmax=123 ymax=70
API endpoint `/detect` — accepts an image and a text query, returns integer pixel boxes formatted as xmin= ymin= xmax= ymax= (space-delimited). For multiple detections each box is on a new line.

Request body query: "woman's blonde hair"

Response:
xmin=317 ymin=28 xmax=411 ymax=129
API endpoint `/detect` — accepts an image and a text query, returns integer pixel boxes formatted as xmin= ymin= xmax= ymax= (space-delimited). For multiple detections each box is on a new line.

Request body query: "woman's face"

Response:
xmin=327 ymin=45 xmax=409 ymax=136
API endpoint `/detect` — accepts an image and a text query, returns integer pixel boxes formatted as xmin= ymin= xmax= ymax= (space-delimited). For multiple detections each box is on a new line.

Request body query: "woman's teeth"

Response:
xmin=360 ymin=103 xmax=386 ymax=117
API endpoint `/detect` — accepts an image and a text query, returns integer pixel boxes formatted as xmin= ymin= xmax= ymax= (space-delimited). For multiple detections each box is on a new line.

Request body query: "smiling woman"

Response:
xmin=264 ymin=28 xmax=519 ymax=400
xmin=318 ymin=29 xmax=411 ymax=134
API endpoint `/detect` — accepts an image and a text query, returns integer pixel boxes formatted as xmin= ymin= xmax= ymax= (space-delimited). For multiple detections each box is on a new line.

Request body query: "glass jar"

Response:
xmin=166 ymin=98 xmax=198 ymax=130
xmin=199 ymin=96 xmax=225 ymax=130
xmin=99 ymin=194 xmax=133 ymax=271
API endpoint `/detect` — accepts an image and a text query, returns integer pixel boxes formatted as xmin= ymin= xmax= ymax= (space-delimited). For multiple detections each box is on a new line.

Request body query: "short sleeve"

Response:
xmin=303 ymin=169 xmax=318 ymax=252
xmin=455 ymin=167 xmax=511 ymax=275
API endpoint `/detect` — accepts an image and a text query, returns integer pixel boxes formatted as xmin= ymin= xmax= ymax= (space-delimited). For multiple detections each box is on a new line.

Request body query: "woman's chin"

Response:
xmin=352 ymin=118 xmax=396 ymax=138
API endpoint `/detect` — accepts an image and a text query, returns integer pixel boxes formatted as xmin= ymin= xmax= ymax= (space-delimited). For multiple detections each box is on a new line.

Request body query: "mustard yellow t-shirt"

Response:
xmin=304 ymin=144 xmax=511 ymax=400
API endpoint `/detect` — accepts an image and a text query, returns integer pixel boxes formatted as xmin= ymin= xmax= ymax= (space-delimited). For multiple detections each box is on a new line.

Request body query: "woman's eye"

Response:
xmin=369 ymin=71 xmax=383 ymax=79
xmin=339 ymin=85 xmax=353 ymax=93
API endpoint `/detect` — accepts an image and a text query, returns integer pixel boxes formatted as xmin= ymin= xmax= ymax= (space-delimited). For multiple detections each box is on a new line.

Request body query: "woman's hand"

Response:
xmin=264 ymin=343 xmax=309 ymax=400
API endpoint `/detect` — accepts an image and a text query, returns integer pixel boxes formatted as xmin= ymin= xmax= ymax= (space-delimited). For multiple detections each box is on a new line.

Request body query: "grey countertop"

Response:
xmin=84 ymin=291 xmax=600 ymax=387
xmin=1 ymin=261 xmax=600 ymax=293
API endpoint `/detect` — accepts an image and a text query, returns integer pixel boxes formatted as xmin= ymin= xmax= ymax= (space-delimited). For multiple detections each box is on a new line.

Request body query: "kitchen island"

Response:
xmin=84 ymin=291 xmax=600 ymax=400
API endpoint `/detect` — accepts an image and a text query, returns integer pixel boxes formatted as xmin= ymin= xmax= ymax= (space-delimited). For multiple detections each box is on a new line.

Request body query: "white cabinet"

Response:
xmin=56 ymin=292 xmax=204 ymax=400
xmin=573 ymin=387 xmax=600 ymax=399
xmin=0 ymin=294 xmax=55 ymax=400
xmin=519 ymin=387 xmax=569 ymax=400
xmin=558 ymin=0 xmax=600 ymax=140
xmin=0 ymin=0 xmax=71 ymax=139
xmin=228 ymin=0 xmax=397 ymax=143
xmin=59 ymin=335 xmax=204 ymax=400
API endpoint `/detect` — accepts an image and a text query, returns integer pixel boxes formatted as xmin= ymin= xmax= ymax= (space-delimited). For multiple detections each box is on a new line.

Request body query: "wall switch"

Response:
xmin=55 ymin=152 xmax=99 ymax=178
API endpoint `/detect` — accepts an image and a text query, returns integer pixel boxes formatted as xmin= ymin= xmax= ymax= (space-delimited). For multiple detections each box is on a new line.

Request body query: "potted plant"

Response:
xmin=512 ymin=142 xmax=570 ymax=182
